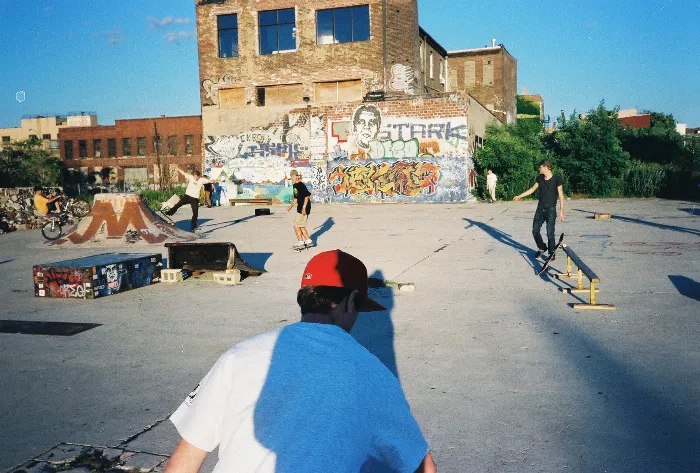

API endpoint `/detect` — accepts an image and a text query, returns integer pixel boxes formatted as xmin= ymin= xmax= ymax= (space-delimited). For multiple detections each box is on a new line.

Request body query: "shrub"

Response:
xmin=141 ymin=186 xmax=185 ymax=210
xmin=624 ymin=160 xmax=666 ymax=197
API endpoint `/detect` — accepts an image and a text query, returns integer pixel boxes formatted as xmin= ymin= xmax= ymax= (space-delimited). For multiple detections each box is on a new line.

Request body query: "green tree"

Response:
xmin=547 ymin=103 xmax=630 ymax=196
xmin=0 ymin=138 xmax=66 ymax=187
xmin=474 ymin=121 xmax=546 ymax=200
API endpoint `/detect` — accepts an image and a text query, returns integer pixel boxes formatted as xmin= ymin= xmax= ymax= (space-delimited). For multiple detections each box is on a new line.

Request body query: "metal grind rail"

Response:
xmin=555 ymin=245 xmax=616 ymax=310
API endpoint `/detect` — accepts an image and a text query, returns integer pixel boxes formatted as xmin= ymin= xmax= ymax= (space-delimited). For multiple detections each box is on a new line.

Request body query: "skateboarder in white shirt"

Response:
xmin=164 ymin=168 xmax=212 ymax=231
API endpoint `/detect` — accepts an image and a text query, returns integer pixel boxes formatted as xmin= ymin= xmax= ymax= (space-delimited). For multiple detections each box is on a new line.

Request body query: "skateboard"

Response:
xmin=159 ymin=210 xmax=176 ymax=226
xmin=292 ymin=243 xmax=314 ymax=252
xmin=536 ymin=233 xmax=564 ymax=276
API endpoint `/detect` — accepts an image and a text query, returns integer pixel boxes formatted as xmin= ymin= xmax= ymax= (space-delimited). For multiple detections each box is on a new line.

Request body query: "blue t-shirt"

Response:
xmin=171 ymin=322 xmax=428 ymax=473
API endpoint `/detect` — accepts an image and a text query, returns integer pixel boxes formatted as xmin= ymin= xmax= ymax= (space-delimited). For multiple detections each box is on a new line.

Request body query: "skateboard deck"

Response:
xmin=159 ymin=210 xmax=176 ymax=226
xmin=292 ymin=243 xmax=314 ymax=252
xmin=537 ymin=233 xmax=564 ymax=276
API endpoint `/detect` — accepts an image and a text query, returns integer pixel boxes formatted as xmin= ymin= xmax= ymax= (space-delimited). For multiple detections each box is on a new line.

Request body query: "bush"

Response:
xmin=141 ymin=186 xmax=185 ymax=210
xmin=624 ymin=160 xmax=666 ymax=197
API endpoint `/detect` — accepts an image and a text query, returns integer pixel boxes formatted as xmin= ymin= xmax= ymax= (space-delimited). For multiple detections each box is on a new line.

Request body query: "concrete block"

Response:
xmin=161 ymin=269 xmax=183 ymax=283
xmin=255 ymin=208 xmax=271 ymax=216
xmin=213 ymin=269 xmax=241 ymax=285
xmin=594 ymin=213 xmax=611 ymax=219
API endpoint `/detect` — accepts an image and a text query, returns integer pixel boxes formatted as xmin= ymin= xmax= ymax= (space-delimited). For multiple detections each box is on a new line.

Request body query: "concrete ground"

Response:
xmin=0 ymin=198 xmax=698 ymax=473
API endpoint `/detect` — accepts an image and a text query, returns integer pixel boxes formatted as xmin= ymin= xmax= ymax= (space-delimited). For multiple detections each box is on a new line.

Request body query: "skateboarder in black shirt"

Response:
xmin=513 ymin=160 xmax=565 ymax=259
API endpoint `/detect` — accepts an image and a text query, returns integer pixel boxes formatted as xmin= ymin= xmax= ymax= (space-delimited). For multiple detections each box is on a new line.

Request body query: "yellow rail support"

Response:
xmin=554 ymin=245 xmax=615 ymax=310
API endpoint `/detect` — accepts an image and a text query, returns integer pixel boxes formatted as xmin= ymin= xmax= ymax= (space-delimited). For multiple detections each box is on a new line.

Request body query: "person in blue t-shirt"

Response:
xmin=165 ymin=250 xmax=437 ymax=473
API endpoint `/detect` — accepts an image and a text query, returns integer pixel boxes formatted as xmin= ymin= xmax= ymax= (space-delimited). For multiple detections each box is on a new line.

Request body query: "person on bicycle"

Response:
xmin=33 ymin=187 xmax=62 ymax=215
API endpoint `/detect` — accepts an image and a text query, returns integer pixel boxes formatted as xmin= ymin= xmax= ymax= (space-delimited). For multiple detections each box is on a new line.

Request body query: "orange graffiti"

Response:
xmin=67 ymin=200 xmax=169 ymax=244
xmin=329 ymin=161 xmax=440 ymax=198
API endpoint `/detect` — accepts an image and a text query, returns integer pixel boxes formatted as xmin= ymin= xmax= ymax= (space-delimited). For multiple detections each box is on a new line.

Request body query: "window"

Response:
xmin=153 ymin=136 xmax=161 ymax=154
xmin=259 ymin=8 xmax=296 ymax=55
xmin=29 ymin=134 xmax=38 ymax=140
xmin=314 ymin=80 xmax=363 ymax=103
xmin=464 ymin=61 xmax=476 ymax=88
xmin=108 ymin=138 xmax=117 ymax=157
xmin=256 ymin=84 xmax=303 ymax=106
xmin=483 ymin=60 xmax=494 ymax=86
xmin=79 ymin=140 xmax=88 ymax=158
xmin=185 ymin=135 xmax=194 ymax=155
xmin=429 ymin=52 xmax=434 ymax=79
xmin=122 ymin=138 xmax=132 ymax=156
xmin=137 ymin=137 xmax=146 ymax=156
xmin=93 ymin=139 xmax=102 ymax=158
xmin=2 ymin=136 xmax=10 ymax=143
xmin=317 ymin=5 xmax=369 ymax=45
xmin=168 ymin=136 xmax=178 ymax=155
xmin=42 ymin=133 xmax=51 ymax=140
xmin=218 ymin=14 xmax=238 ymax=58
xmin=64 ymin=140 xmax=74 ymax=159
xmin=219 ymin=88 xmax=246 ymax=109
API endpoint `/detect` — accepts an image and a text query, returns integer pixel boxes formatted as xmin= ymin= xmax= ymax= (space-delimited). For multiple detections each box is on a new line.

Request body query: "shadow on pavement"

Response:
xmin=0 ymin=259 xmax=14 ymax=265
xmin=668 ymin=275 xmax=700 ymax=302
xmin=573 ymin=209 xmax=700 ymax=236
xmin=309 ymin=217 xmax=335 ymax=245
xmin=200 ymin=215 xmax=257 ymax=234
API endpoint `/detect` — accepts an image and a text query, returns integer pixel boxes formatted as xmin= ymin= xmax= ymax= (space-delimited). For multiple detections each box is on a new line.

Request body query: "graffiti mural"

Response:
xmin=202 ymin=74 xmax=236 ymax=105
xmin=389 ymin=64 xmax=416 ymax=94
xmin=327 ymin=156 xmax=466 ymax=202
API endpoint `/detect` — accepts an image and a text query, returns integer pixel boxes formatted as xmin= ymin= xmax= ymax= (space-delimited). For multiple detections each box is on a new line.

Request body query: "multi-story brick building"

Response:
xmin=195 ymin=0 xmax=502 ymax=203
xmin=58 ymin=115 xmax=203 ymax=189
xmin=448 ymin=40 xmax=518 ymax=124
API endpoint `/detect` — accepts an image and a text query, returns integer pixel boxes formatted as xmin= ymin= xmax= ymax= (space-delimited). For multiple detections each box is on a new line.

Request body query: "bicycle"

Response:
xmin=41 ymin=211 xmax=70 ymax=240
xmin=59 ymin=194 xmax=91 ymax=218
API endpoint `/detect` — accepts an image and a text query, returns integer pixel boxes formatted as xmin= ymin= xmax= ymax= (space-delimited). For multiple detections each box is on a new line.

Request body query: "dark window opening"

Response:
xmin=78 ymin=140 xmax=88 ymax=158
xmin=259 ymin=8 xmax=296 ymax=55
xmin=137 ymin=137 xmax=146 ymax=156
xmin=93 ymin=139 xmax=102 ymax=158
xmin=256 ymin=87 xmax=266 ymax=106
xmin=168 ymin=136 xmax=177 ymax=156
xmin=316 ymin=5 xmax=369 ymax=45
xmin=64 ymin=140 xmax=73 ymax=159
xmin=107 ymin=138 xmax=117 ymax=157
xmin=122 ymin=138 xmax=132 ymax=157
xmin=185 ymin=135 xmax=194 ymax=155
xmin=218 ymin=14 xmax=239 ymax=58
xmin=42 ymin=133 xmax=51 ymax=140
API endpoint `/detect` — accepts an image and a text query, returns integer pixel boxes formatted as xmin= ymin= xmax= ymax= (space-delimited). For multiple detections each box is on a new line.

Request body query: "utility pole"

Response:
xmin=154 ymin=121 xmax=162 ymax=190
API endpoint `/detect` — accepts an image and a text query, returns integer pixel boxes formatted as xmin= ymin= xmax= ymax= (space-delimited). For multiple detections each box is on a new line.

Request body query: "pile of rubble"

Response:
xmin=0 ymin=187 xmax=77 ymax=232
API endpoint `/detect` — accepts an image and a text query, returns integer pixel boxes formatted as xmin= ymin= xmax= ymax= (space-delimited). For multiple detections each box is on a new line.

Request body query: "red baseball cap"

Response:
xmin=300 ymin=250 xmax=386 ymax=312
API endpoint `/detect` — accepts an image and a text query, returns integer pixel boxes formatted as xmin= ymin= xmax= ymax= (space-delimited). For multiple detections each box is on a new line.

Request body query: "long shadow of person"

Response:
xmin=669 ymin=275 xmax=700 ymax=302
xmin=464 ymin=217 xmax=550 ymax=278
xmin=309 ymin=217 xmax=335 ymax=246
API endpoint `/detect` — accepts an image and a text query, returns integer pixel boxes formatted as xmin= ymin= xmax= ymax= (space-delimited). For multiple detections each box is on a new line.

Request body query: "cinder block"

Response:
xmin=594 ymin=213 xmax=611 ymax=220
xmin=213 ymin=269 xmax=241 ymax=285
xmin=255 ymin=208 xmax=271 ymax=216
xmin=161 ymin=269 xmax=184 ymax=283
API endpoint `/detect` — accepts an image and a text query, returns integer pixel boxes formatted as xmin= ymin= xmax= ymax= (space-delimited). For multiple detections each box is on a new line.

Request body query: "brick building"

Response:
xmin=195 ymin=0 xmax=502 ymax=203
xmin=447 ymin=41 xmax=518 ymax=124
xmin=58 ymin=115 xmax=203 ymax=189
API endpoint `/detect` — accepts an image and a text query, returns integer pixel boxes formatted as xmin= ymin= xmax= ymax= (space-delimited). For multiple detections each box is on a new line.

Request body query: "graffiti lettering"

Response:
xmin=60 ymin=284 xmax=86 ymax=298
xmin=329 ymin=161 xmax=440 ymax=198
xmin=368 ymin=139 xmax=420 ymax=160
xmin=389 ymin=64 xmax=416 ymax=94
xmin=67 ymin=200 xmax=169 ymax=244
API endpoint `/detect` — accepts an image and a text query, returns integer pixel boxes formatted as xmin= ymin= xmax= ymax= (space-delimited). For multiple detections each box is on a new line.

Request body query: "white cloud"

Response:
xmin=164 ymin=29 xmax=196 ymax=43
xmin=148 ymin=16 xmax=192 ymax=28
xmin=108 ymin=37 xmax=125 ymax=45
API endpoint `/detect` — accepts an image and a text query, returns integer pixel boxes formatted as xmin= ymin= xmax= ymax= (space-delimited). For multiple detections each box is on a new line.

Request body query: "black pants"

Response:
xmin=532 ymin=207 xmax=557 ymax=254
xmin=166 ymin=195 xmax=199 ymax=230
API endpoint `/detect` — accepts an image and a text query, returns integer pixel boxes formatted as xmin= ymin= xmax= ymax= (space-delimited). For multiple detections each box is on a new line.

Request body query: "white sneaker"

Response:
xmin=304 ymin=240 xmax=314 ymax=248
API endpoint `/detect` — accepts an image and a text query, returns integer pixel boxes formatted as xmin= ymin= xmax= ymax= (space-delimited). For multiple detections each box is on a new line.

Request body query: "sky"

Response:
xmin=0 ymin=0 xmax=698 ymax=129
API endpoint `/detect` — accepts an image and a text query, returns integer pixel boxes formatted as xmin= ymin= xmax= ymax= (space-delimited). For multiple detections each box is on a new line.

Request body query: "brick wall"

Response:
xmin=58 ymin=116 xmax=203 ymax=187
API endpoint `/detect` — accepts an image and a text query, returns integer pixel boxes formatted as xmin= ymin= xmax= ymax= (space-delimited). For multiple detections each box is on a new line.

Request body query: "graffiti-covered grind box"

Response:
xmin=33 ymin=253 xmax=162 ymax=299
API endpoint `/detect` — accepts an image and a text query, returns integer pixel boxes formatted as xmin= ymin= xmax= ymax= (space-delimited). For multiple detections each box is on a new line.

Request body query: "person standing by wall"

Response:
xmin=202 ymin=178 xmax=213 ymax=208
xmin=513 ymin=160 xmax=565 ymax=259
xmin=163 ymin=168 xmax=212 ymax=231
xmin=486 ymin=169 xmax=498 ymax=203
xmin=287 ymin=169 xmax=313 ymax=249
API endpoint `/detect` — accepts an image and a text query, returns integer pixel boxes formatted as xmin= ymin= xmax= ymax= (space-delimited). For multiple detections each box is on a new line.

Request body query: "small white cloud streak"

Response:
xmin=164 ymin=29 xmax=196 ymax=43
xmin=148 ymin=16 xmax=192 ymax=28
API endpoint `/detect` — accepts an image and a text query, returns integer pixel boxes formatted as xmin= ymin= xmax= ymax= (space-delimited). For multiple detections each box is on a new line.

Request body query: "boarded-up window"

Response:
xmin=219 ymin=88 xmax=245 ymax=109
xmin=314 ymin=80 xmax=362 ymax=103
xmin=264 ymin=84 xmax=304 ymax=106
xmin=483 ymin=60 xmax=494 ymax=86
xmin=185 ymin=135 xmax=194 ymax=155
xmin=464 ymin=61 xmax=476 ymax=88
xmin=168 ymin=136 xmax=178 ymax=156
xmin=448 ymin=69 xmax=458 ymax=90
xmin=93 ymin=139 xmax=102 ymax=158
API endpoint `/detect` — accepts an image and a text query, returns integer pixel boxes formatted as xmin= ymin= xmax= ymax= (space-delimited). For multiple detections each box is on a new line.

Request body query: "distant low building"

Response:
xmin=0 ymin=112 xmax=97 ymax=156
xmin=58 ymin=115 xmax=203 ymax=190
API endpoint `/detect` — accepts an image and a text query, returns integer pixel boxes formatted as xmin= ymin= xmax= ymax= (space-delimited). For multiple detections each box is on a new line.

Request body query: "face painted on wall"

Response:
xmin=353 ymin=106 xmax=381 ymax=150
